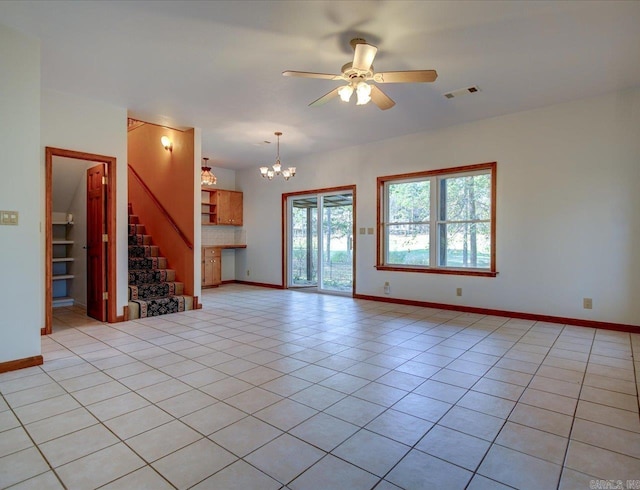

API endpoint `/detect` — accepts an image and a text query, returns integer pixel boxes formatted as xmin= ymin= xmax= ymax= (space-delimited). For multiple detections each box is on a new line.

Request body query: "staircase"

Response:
xmin=127 ymin=205 xmax=193 ymax=319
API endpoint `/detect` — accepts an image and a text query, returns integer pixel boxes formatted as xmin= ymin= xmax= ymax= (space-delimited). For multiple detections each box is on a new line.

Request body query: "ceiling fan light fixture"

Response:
xmin=356 ymin=81 xmax=372 ymax=105
xmin=338 ymin=84 xmax=353 ymax=102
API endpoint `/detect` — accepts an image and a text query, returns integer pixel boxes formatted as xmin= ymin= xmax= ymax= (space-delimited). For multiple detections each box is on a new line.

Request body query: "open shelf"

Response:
xmin=52 ymin=274 xmax=74 ymax=280
xmin=52 ymin=219 xmax=75 ymax=307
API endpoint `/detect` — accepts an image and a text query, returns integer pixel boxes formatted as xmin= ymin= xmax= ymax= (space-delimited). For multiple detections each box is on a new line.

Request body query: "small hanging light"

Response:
xmin=259 ymin=132 xmax=296 ymax=181
xmin=201 ymin=157 xmax=217 ymax=186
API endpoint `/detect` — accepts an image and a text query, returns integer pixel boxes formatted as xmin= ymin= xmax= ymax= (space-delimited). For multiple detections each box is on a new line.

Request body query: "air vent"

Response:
xmin=443 ymin=86 xmax=480 ymax=99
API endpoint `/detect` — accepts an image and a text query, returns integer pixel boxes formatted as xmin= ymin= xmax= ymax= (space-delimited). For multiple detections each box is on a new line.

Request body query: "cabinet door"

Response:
xmin=230 ymin=191 xmax=243 ymax=225
xmin=216 ymin=191 xmax=232 ymax=225
xmin=212 ymin=250 xmax=221 ymax=285
xmin=202 ymin=247 xmax=221 ymax=286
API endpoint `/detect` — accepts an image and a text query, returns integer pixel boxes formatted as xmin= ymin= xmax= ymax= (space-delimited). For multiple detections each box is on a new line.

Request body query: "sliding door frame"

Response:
xmin=281 ymin=185 xmax=356 ymax=296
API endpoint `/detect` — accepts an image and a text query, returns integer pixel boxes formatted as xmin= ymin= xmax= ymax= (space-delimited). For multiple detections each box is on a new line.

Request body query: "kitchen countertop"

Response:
xmin=202 ymin=244 xmax=247 ymax=249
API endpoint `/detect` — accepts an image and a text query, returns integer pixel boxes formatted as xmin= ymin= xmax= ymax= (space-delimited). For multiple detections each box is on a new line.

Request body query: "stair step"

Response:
xmin=129 ymin=269 xmax=176 ymax=285
xmin=128 ymin=296 xmax=194 ymax=319
xmin=128 ymin=245 xmax=160 ymax=258
xmin=129 ymin=282 xmax=184 ymax=300
xmin=128 ymin=234 xmax=152 ymax=246
xmin=128 ymin=257 xmax=167 ymax=270
xmin=128 ymin=224 xmax=145 ymax=235
xmin=129 ymin=215 xmax=140 ymax=224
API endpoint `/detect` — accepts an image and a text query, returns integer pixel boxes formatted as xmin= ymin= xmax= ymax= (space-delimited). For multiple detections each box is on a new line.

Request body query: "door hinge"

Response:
xmin=102 ymin=292 xmax=108 ymax=300
xmin=102 ymin=234 xmax=108 ymax=242
xmin=102 ymin=176 xmax=107 ymax=185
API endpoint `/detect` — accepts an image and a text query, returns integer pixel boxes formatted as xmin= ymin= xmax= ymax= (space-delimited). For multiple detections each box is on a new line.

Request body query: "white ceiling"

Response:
xmin=2 ymin=1 xmax=640 ymax=170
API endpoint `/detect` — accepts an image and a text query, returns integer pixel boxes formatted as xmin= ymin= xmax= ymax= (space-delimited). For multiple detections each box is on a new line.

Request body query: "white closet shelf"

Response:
xmin=52 ymin=240 xmax=74 ymax=245
xmin=52 ymin=257 xmax=75 ymax=263
xmin=52 ymin=274 xmax=74 ymax=280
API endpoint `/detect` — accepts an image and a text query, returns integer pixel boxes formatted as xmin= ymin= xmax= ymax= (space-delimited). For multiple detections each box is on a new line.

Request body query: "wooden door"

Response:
xmin=202 ymin=247 xmax=214 ymax=286
xmin=86 ymin=164 xmax=106 ymax=321
xmin=230 ymin=191 xmax=243 ymax=225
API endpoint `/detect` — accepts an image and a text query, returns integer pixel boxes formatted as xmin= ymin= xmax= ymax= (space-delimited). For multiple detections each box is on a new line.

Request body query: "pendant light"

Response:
xmin=201 ymin=157 xmax=217 ymax=186
xmin=259 ymin=132 xmax=296 ymax=181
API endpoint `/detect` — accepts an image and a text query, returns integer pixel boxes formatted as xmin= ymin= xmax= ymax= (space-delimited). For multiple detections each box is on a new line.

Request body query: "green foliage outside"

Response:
xmin=387 ymin=172 xmax=491 ymax=268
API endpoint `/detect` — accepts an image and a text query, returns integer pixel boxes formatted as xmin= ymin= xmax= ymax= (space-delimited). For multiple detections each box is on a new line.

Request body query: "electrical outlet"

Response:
xmin=367 ymin=228 xmax=374 ymax=235
xmin=384 ymin=282 xmax=390 ymax=295
xmin=583 ymin=298 xmax=593 ymax=309
xmin=456 ymin=288 xmax=462 ymax=297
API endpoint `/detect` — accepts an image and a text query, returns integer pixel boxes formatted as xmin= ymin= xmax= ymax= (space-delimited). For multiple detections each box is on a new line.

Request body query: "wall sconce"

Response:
xmin=160 ymin=136 xmax=173 ymax=151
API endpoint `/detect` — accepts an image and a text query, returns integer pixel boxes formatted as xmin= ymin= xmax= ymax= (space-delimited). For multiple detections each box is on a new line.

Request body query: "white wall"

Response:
xmin=0 ymin=25 xmax=42 ymax=363
xmin=236 ymin=88 xmax=640 ymax=326
xmin=42 ymin=90 xmax=128 ymax=316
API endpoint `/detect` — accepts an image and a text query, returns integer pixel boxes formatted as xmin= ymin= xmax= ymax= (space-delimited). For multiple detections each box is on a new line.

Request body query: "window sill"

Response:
xmin=375 ymin=265 xmax=498 ymax=277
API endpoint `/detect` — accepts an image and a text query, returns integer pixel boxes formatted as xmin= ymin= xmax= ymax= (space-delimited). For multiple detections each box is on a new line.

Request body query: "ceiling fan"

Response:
xmin=283 ymin=38 xmax=437 ymax=110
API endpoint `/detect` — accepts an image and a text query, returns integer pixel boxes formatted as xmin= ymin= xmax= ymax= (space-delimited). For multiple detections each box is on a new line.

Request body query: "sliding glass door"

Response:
xmin=288 ymin=191 xmax=353 ymax=294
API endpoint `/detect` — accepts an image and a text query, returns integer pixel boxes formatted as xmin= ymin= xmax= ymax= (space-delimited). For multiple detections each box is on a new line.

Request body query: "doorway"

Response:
xmin=45 ymin=147 xmax=117 ymax=335
xmin=284 ymin=186 xmax=356 ymax=295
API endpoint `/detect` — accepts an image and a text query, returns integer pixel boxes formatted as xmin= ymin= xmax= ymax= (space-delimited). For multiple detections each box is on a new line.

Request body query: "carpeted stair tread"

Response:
xmin=128 ymin=269 xmax=176 ymax=285
xmin=129 ymin=214 xmax=140 ymax=224
xmin=128 ymin=224 xmax=145 ymax=235
xmin=128 ymin=257 xmax=168 ymax=270
xmin=128 ymin=245 xmax=160 ymax=258
xmin=128 ymin=234 xmax=152 ymax=246
xmin=128 ymin=296 xmax=193 ymax=319
xmin=129 ymin=281 xmax=184 ymax=300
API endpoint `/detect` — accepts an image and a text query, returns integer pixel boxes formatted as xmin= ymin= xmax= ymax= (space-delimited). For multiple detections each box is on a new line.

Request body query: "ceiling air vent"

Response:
xmin=443 ymin=86 xmax=480 ymax=99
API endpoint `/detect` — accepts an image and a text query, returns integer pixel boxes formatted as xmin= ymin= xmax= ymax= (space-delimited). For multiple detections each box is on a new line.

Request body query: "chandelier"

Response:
xmin=201 ymin=157 xmax=217 ymax=186
xmin=259 ymin=132 xmax=296 ymax=181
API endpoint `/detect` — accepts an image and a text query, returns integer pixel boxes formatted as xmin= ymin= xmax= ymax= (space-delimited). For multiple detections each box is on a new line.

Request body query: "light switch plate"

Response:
xmin=1 ymin=210 xmax=19 ymax=225
xmin=359 ymin=227 xmax=366 ymax=235
xmin=367 ymin=228 xmax=374 ymax=235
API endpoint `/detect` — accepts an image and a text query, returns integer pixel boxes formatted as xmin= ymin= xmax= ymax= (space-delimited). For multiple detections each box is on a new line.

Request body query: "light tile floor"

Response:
xmin=1 ymin=285 xmax=639 ymax=489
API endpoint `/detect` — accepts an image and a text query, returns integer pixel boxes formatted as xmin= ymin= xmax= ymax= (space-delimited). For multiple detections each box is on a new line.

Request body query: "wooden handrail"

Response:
xmin=128 ymin=164 xmax=193 ymax=250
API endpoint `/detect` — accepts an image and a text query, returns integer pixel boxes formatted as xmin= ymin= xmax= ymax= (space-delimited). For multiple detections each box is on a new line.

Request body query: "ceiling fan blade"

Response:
xmin=283 ymin=71 xmax=342 ymax=80
xmin=309 ymin=87 xmax=340 ymax=107
xmin=370 ymin=85 xmax=396 ymax=110
xmin=352 ymin=43 xmax=377 ymax=72
xmin=373 ymin=70 xmax=438 ymax=83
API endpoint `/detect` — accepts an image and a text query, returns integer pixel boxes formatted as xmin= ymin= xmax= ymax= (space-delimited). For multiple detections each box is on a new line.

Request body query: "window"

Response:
xmin=377 ymin=162 xmax=496 ymax=277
